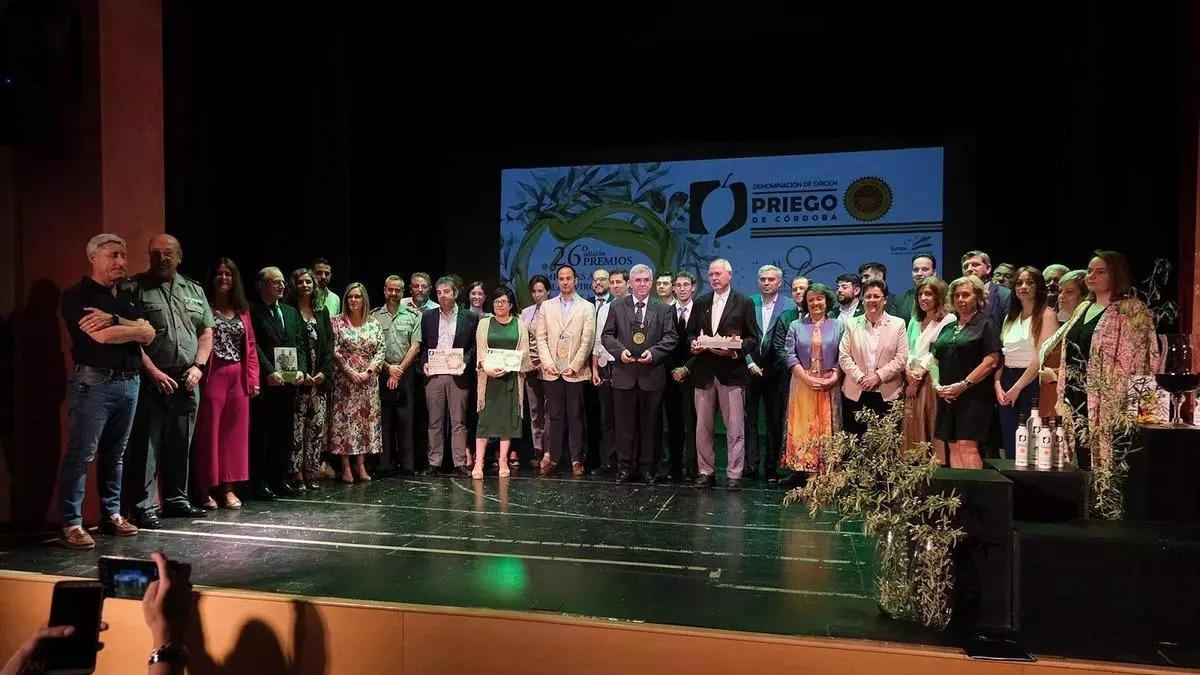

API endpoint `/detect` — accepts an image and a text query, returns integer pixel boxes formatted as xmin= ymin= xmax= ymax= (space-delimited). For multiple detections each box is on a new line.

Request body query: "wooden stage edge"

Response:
xmin=0 ymin=571 xmax=1186 ymax=675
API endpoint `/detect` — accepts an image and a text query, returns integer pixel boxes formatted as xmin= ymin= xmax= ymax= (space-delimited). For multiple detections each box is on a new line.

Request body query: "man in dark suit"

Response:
xmin=830 ymin=273 xmax=864 ymax=323
xmin=961 ymin=250 xmax=1012 ymax=327
xmin=418 ymin=275 xmax=480 ymax=476
xmin=249 ymin=266 xmax=309 ymax=500
xmin=602 ymin=264 xmax=678 ymax=484
xmin=743 ymin=265 xmax=787 ymax=483
xmin=664 ymin=271 xmax=699 ymax=481
xmin=894 ymin=253 xmax=937 ymax=325
xmin=679 ymin=259 xmax=761 ymax=491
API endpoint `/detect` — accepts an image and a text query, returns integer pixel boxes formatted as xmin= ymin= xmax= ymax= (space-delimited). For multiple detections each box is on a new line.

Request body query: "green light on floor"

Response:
xmin=482 ymin=557 xmax=528 ymax=595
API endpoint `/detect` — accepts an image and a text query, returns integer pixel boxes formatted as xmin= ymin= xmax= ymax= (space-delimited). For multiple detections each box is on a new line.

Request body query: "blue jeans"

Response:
xmin=998 ymin=366 xmax=1036 ymax=460
xmin=58 ymin=369 xmax=140 ymax=527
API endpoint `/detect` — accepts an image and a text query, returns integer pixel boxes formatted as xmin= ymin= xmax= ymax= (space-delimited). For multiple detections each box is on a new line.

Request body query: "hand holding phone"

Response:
xmin=39 ymin=580 xmax=105 ymax=674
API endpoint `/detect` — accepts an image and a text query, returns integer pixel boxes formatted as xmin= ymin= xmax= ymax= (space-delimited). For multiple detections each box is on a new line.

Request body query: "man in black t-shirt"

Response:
xmin=57 ymin=233 xmax=156 ymax=549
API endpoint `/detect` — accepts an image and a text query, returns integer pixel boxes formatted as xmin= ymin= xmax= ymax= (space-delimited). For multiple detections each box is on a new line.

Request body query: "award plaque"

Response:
xmin=427 ymin=348 xmax=466 ymax=376
xmin=274 ymin=347 xmax=299 ymax=383
xmin=484 ymin=348 xmax=525 ymax=373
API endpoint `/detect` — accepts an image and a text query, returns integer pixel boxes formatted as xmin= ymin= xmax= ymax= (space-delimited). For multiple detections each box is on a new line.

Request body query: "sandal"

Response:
xmin=223 ymin=492 xmax=242 ymax=510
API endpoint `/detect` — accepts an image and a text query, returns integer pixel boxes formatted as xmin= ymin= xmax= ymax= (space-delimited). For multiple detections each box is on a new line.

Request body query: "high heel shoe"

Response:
xmin=223 ymin=492 xmax=242 ymax=510
xmin=498 ymin=463 xmax=511 ymax=478
xmin=472 ymin=462 xmax=485 ymax=480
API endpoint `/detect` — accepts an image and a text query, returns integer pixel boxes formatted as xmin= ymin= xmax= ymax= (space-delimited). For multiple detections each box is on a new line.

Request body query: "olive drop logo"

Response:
xmin=689 ymin=173 xmax=748 ymax=238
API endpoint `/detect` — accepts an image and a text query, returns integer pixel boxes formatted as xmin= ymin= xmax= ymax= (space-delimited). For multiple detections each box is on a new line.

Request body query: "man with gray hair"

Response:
xmin=1043 ymin=263 xmax=1070 ymax=311
xmin=602 ymin=264 xmax=677 ymax=483
xmin=678 ymin=258 xmax=760 ymax=491
xmin=248 ymin=266 xmax=309 ymax=499
xmin=743 ymin=264 xmax=786 ymax=483
xmin=123 ymin=234 xmax=214 ymax=528
xmin=57 ymin=234 xmax=156 ymax=548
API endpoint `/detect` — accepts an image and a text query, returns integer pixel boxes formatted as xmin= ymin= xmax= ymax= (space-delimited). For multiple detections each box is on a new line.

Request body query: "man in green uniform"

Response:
xmin=124 ymin=234 xmax=214 ymax=528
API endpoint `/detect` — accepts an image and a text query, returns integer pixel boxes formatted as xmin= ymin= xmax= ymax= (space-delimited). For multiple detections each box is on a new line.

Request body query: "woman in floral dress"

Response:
xmin=330 ymin=282 xmax=385 ymax=482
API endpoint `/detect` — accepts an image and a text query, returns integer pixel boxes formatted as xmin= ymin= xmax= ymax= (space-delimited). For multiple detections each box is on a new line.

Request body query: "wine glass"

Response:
xmin=1155 ymin=334 xmax=1198 ymax=427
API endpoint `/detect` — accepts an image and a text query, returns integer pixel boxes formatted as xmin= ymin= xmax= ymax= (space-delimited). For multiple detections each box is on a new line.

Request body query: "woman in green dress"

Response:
xmin=472 ymin=286 xmax=535 ymax=479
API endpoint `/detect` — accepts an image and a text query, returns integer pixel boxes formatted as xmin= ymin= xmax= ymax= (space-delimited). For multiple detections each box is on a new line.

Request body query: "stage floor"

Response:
xmin=1 ymin=472 xmax=1194 ymax=668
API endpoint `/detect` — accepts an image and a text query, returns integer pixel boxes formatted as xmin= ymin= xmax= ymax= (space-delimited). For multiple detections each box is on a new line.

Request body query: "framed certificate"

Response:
xmin=484 ymin=348 xmax=525 ymax=373
xmin=427 ymin=348 xmax=465 ymax=376
xmin=274 ymin=347 xmax=299 ymax=383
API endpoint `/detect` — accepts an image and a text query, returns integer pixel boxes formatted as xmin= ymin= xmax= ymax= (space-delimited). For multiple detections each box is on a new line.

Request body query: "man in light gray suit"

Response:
xmin=602 ymin=264 xmax=678 ymax=485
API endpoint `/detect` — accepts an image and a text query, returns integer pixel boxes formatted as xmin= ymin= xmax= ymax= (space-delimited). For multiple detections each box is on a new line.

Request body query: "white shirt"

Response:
xmin=1002 ymin=314 xmax=1036 ymax=369
xmin=558 ymin=293 xmax=576 ymax=319
xmin=593 ymin=298 xmax=617 ymax=365
xmin=760 ymin=294 xmax=778 ymax=333
xmin=436 ymin=305 xmax=458 ymax=350
xmin=675 ymin=299 xmax=693 ymax=328
xmin=711 ymin=288 xmax=731 ymax=334
xmin=863 ymin=315 xmax=884 ymax=374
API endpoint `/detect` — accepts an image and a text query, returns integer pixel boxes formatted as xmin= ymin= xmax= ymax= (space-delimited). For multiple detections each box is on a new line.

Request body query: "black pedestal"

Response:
xmin=1126 ymin=425 xmax=1200 ymax=523
xmin=985 ymin=459 xmax=1089 ymax=522
xmin=930 ymin=467 xmax=1013 ymax=630
xmin=1013 ymin=519 xmax=1200 ymax=649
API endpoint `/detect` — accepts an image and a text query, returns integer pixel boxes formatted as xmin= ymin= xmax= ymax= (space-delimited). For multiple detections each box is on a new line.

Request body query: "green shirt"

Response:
xmin=371 ymin=304 xmax=421 ymax=364
xmin=322 ymin=288 xmax=340 ymax=316
xmin=134 ymin=272 xmax=214 ymax=370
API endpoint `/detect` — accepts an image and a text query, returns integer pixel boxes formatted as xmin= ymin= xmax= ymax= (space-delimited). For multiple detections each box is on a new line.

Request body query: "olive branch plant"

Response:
xmin=785 ymin=403 xmax=965 ymax=629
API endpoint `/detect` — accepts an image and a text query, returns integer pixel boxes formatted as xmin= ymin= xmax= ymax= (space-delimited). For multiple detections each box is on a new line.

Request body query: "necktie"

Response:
xmin=635 ymin=301 xmax=645 ymax=325
xmin=677 ymin=306 xmax=686 ymax=329
xmin=270 ymin=303 xmax=284 ymax=334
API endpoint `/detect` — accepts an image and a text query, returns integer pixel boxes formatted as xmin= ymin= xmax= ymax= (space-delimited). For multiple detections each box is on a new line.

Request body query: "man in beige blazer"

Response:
xmin=838 ymin=278 xmax=908 ymax=435
xmin=535 ymin=264 xmax=597 ymax=476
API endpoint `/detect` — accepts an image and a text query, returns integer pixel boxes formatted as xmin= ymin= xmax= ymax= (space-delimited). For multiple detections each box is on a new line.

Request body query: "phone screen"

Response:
xmin=98 ymin=556 xmax=158 ymax=600
xmin=45 ymin=580 xmax=103 ymax=673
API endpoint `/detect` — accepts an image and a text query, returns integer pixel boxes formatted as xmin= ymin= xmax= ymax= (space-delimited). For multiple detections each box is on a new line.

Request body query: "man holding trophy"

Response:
xmin=680 ymin=258 xmax=760 ymax=491
xmin=602 ymin=265 xmax=678 ymax=484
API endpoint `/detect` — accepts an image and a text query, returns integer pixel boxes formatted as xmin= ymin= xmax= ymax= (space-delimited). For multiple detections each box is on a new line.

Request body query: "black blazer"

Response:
xmin=418 ymin=306 xmax=480 ymax=389
xmin=601 ymin=295 xmax=678 ymax=391
xmin=684 ymin=289 xmax=761 ymax=387
xmin=291 ymin=304 xmax=334 ymax=394
xmin=250 ymin=299 xmax=309 ymax=387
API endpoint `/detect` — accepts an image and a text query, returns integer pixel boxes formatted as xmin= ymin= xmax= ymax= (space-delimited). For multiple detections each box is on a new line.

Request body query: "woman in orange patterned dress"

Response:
xmin=780 ymin=283 xmax=844 ymax=485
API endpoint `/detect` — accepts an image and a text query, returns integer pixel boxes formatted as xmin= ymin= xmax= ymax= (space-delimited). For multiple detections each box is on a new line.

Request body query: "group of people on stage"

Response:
xmin=56 ymin=230 xmax=1158 ymax=549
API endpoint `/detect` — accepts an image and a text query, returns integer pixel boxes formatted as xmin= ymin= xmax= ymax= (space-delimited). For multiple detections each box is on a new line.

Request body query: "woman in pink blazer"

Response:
xmin=837 ymin=279 xmax=908 ymax=435
xmin=193 ymin=258 xmax=260 ymax=509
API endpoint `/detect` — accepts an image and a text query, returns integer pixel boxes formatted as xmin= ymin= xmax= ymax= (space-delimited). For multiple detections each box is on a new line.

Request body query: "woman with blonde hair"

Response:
xmin=330 ymin=282 xmax=385 ymax=482
xmin=901 ymin=276 xmax=955 ymax=464
xmin=931 ymin=276 xmax=1001 ymax=469
xmin=1038 ymin=269 xmax=1087 ymax=421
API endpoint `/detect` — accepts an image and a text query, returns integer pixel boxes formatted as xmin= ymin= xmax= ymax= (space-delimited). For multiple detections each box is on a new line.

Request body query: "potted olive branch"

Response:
xmin=784 ymin=403 xmax=965 ymax=629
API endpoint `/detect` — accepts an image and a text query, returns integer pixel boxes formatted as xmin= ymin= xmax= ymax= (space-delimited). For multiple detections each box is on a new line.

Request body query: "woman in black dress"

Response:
xmin=932 ymin=276 xmax=1002 ymax=468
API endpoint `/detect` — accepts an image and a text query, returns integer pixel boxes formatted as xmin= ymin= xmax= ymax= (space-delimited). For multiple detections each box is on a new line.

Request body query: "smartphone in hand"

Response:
xmin=97 ymin=555 xmax=191 ymax=600
xmin=44 ymin=579 xmax=104 ymax=674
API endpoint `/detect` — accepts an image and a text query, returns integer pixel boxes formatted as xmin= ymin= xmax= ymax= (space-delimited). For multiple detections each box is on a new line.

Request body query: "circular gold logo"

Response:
xmin=632 ymin=332 xmax=647 ymax=345
xmin=844 ymin=177 xmax=893 ymax=222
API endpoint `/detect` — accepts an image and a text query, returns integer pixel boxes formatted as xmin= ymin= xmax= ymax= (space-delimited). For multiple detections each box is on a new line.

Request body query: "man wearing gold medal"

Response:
xmin=601 ymin=264 xmax=678 ymax=484
xmin=534 ymin=264 xmax=597 ymax=476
